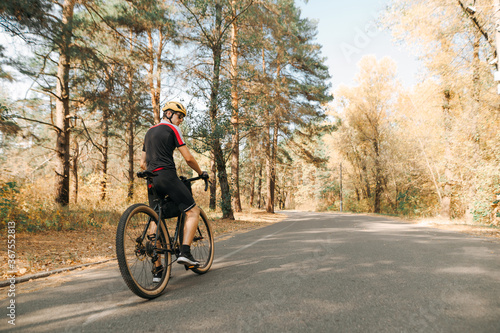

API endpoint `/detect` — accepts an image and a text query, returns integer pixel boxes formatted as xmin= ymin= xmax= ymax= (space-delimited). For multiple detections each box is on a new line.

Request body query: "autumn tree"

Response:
xmin=239 ymin=0 xmax=332 ymax=212
xmin=335 ymin=56 xmax=399 ymax=214
xmin=385 ymin=0 xmax=500 ymax=222
xmin=180 ymin=0 xmax=254 ymax=219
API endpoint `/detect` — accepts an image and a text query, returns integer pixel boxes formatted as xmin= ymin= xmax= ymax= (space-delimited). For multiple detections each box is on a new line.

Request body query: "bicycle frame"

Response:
xmin=140 ymin=180 xmax=186 ymax=267
xmin=135 ymin=171 xmax=209 ymax=267
xmin=117 ymin=171 xmax=213 ymax=299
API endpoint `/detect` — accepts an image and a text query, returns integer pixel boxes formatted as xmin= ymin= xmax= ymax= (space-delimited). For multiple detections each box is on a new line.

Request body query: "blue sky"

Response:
xmin=298 ymin=0 xmax=420 ymax=90
xmin=1 ymin=1 xmax=421 ymax=99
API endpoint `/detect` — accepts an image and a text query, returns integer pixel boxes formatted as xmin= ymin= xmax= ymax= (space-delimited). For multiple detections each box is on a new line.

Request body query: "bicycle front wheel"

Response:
xmin=190 ymin=208 xmax=214 ymax=274
xmin=116 ymin=204 xmax=172 ymax=299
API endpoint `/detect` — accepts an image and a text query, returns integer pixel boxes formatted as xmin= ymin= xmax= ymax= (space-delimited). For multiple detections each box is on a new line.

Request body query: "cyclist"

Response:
xmin=140 ymin=101 xmax=208 ymax=281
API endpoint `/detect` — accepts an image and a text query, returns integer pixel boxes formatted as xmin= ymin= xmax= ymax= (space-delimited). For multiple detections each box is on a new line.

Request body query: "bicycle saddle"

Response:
xmin=137 ymin=170 xmax=158 ymax=179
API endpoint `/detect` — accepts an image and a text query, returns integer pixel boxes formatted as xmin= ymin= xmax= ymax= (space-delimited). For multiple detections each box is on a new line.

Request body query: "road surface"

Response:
xmin=2 ymin=211 xmax=500 ymax=332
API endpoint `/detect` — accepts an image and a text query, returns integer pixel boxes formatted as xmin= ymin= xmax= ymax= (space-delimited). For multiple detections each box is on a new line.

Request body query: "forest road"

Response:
xmin=3 ymin=211 xmax=500 ymax=332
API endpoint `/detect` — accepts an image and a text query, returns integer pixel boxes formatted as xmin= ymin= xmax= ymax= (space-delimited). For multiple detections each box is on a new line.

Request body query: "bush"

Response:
xmin=0 ymin=181 xmax=22 ymax=229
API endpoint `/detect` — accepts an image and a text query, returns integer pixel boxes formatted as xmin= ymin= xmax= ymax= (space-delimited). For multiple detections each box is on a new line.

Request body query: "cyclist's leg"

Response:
xmin=183 ymin=205 xmax=200 ymax=246
xmin=146 ymin=178 xmax=162 ymax=269
xmin=153 ymin=169 xmax=197 ymax=245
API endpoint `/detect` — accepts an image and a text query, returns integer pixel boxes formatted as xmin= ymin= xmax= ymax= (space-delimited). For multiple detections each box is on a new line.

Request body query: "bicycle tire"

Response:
xmin=116 ymin=203 xmax=172 ymax=299
xmin=189 ymin=208 xmax=214 ymax=274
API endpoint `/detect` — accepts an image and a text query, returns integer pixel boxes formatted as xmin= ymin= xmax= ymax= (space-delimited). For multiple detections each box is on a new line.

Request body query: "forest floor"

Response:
xmin=2 ymin=210 xmax=499 ymax=281
xmin=413 ymin=217 xmax=500 ymax=239
xmin=1 ymin=209 xmax=287 ymax=280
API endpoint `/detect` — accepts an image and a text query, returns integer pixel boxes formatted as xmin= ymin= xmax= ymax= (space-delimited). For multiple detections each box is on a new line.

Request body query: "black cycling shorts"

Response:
xmin=147 ymin=168 xmax=196 ymax=212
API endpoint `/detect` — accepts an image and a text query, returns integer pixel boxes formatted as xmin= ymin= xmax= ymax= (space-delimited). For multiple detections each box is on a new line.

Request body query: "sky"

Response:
xmin=1 ymin=0 xmax=421 ymax=100
xmin=297 ymin=0 xmax=420 ymax=92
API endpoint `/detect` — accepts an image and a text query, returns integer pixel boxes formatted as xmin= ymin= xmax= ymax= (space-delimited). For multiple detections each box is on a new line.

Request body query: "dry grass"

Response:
xmin=414 ymin=217 xmax=500 ymax=239
xmin=0 ymin=208 xmax=286 ymax=279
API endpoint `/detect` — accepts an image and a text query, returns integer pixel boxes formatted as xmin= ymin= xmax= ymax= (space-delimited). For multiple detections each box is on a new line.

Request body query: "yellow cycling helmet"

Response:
xmin=162 ymin=101 xmax=187 ymax=117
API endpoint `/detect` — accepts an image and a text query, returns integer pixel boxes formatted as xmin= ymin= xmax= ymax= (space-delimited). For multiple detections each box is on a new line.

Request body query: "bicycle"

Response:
xmin=116 ymin=170 xmax=214 ymax=299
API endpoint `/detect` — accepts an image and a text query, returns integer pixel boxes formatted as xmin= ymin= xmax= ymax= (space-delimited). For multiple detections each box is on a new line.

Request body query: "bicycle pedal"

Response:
xmin=184 ymin=264 xmax=197 ymax=270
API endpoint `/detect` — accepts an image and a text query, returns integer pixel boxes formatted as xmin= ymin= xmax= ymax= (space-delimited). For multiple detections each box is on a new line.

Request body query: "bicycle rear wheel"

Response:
xmin=116 ymin=203 xmax=172 ymax=299
xmin=190 ymin=208 xmax=214 ymax=274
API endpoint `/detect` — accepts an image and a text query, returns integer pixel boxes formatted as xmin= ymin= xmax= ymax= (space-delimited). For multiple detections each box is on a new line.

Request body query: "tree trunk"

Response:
xmin=257 ymin=163 xmax=263 ymax=209
xmin=362 ymin=162 xmax=371 ymax=200
xmin=70 ymin=140 xmax=79 ymax=204
xmin=249 ymin=144 xmax=257 ymax=207
xmin=127 ymin=120 xmax=135 ymax=200
xmin=100 ymin=67 xmax=113 ymax=201
xmin=101 ymin=107 xmax=109 ymax=200
xmin=209 ymin=156 xmax=217 ymax=210
xmin=54 ymin=0 xmax=76 ymax=206
xmin=209 ymin=2 xmax=233 ymax=219
xmin=265 ymin=122 xmax=274 ymax=213
xmin=249 ymin=174 xmax=255 ymax=207
xmin=126 ymin=31 xmax=135 ymax=200
xmin=230 ymin=14 xmax=242 ymax=212
xmin=213 ymin=143 xmax=233 ymax=219
xmin=148 ymin=29 xmax=162 ymax=124
xmin=465 ymin=31 xmax=481 ymax=222
xmin=263 ymin=45 xmax=275 ymax=213
xmin=373 ymin=140 xmax=382 ymax=214
xmin=441 ymin=89 xmax=452 ymax=219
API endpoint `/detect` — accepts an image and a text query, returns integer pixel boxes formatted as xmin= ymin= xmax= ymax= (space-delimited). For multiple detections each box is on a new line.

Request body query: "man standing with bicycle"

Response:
xmin=140 ymin=101 xmax=208 ymax=279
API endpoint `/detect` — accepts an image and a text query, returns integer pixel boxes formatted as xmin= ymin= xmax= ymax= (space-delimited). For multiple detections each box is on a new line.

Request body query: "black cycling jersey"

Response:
xmin=142 ymin=120 xmax=186 ymax=172
xmin=142 ymin=120 xmax=196 ymax=212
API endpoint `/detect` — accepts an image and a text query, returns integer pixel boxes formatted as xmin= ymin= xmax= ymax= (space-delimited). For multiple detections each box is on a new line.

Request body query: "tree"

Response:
xmin=4 ymin=0 xmax=99 ymax=205
xmin=180 ymin=0 xmax=254 ymax=219
xmin=335 ymin=56 xmax=399 ymax=213
xmin=239 ymin=0 xmax=332 ymax=212
xmin=385 ymin=0 xmax=500 ymax=222
xmin=229 ymin=0 xmax=242 ymax=212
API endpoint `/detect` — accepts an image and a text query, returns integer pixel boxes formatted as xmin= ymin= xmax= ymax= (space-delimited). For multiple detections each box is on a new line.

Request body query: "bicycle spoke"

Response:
xmin=116 ymin=204 xmax=172 ymax=299
xmin=189 ymin=209 xmax=214 ymax=274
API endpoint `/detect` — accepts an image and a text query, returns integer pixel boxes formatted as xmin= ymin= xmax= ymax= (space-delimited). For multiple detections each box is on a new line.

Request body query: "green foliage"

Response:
xmin=0 ymin=178 xmax=124 ymax=232
xmin=396 ymin=188 xmax=424 ymax=217
xmin=0 ymin=181 xmax=20 ymax=229
xmin=0 ymin=103 xmax=20 ymax=135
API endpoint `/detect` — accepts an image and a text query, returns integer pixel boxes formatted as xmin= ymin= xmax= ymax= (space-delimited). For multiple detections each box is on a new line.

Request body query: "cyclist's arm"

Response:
xmin=178 ymin=145 xmax=203 ymax=176
xmin=140 ymin=151 xmax=147 ymax=171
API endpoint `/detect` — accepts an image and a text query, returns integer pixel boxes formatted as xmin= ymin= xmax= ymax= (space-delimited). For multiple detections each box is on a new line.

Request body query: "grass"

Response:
xmin=0 ymin=195 xmax=285 ymax=279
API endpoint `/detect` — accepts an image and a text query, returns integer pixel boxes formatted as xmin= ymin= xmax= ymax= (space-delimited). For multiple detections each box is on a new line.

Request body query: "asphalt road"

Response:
xmin=2 ymin=211 xmax=500 ymax=332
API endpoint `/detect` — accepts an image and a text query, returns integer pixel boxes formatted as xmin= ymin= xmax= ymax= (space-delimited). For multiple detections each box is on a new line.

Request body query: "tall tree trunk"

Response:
xmin=362 ymin=162 xmax=371 ymax=200
xmin=441 ymin=89 xmax=453 ymax=218
xmin=148 ymin=29 xmax=162 ymax=124
xmin=249 ymin=143 xmax=257 ymax=207
xmin=101 ymin=107 xmax=109 ymax=200
xmin=210 ymin=2 xmax=234 ymax=219
xmin=126 ymin=31 xmax=135 ymax=200
xmin=100 ymin=67 xmax=113 ymax=200
xmin=265 ymin=121 xmax=274 ymax=213
xmin=127 ymin=120 xmax=135 ymax=200
xmin=70 ymin=140 xmax=79 ymax=204
xmin=209 ymin=156 xmax=217 ymax=210
xmin=249 ymin=174 xmax=255 ymax=207
xmin=262 ymin=46 xmax=275 ymax=213
xmin=257 ymin=163 xmax=263 ymax=209
xmin=267 ymin=120 xmax=279 ymax=212
xmin=465 ymin=31 xmax=481 ymax=222
xmin=373 ymin=139 xmax=382 ymax=214
xmin=54 ymin=0 xmax=76 ymax=206
xmin=230 ymin=12 xmax=242 ymax=212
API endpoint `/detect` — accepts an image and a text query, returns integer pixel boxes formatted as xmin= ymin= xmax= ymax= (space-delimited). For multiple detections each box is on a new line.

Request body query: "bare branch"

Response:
xmin=456 ymin=0 xmax=496 ymax=59
xmin=13 ymin=115 xmax=61 ymax=132
xmin=179 ymin=0 xmax=214 ymax=48
xmin=78 ymin=116 xmax=104 ymax=155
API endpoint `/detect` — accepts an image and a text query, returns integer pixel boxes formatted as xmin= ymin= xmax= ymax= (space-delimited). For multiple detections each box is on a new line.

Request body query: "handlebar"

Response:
xmin=138 ymin=171 xmax=210 ymax=192
xmin=184 ymin=175 xmax=210 ymax=192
